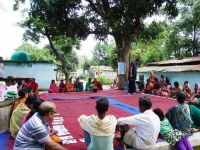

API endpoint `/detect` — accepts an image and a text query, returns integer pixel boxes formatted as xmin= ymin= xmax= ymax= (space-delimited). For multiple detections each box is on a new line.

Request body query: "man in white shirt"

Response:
xmin=116 ymin=96 xmax=160 ymax=150
xmin=0 ymin=57 xmax=4 ymax=81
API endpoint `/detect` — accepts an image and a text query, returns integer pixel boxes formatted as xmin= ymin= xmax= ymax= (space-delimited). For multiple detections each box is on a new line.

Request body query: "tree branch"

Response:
xmin=86 ymin=0 xmax=105 ymax=18
xmin=45 ymin=33 xmax=64 ymax=62
xmin=101 ymin=0 xmax=110 ymax=15
xmin=88 ymin=30 xmax=113 ymax=35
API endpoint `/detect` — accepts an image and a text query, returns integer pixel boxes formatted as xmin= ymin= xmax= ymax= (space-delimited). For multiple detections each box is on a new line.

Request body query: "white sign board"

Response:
xmin=118 ymin=62 xmax=126 ymax=74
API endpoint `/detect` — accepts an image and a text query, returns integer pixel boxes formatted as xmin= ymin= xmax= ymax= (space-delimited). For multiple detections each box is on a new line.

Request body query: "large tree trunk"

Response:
xmin=114 ymin=37 xmax=131 ymax=89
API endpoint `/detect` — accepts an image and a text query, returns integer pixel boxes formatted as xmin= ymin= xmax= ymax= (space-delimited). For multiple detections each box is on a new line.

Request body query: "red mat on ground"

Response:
xmin=111 ymin=95 xmax=178 ymax=114
xmin=50 ymin=98 xmax=132 ymax=150
xmin=45 ymin=90 xmax=126 ymax=100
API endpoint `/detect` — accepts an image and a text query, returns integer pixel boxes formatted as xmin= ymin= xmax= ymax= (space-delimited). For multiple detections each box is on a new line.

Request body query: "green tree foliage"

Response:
xmin=165 ymin=0 xmax=200 ymax=57
xmin=107 ymin=45 xmax=118 ymax=71
xmin=14 ymin=0 xmax=182 ymax=88
xmin=16 ymin=44 xmax=55 ymax=61
xmin=92 ymin=41 xmax=111 ymax=66
xmin=91 ymin=40 xmax=118 ymax=70
xmin=131 ymin=22 xmax=169 ymax=65
xmin=14 ymin=0 xmax=82 ymax=80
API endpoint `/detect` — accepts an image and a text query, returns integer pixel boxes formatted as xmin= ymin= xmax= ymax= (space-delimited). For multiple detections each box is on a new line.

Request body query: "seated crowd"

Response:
xmin=48 ymin=77 xmax=103 ymax=93
xmin=134 ymin=71 xmax=194 ymax=100
xmin=11 ymin=91 xmax=200 ymax=150
xmin=6 ymin=75 xmax=200 ymax=150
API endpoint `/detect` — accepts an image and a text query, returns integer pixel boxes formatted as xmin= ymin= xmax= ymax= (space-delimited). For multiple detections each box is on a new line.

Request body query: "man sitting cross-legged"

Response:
xmin=116 ymin=96 xmax=160 ymax=150
xmin=78 ymin=98 xmax=117 ymax=150
xmin=14 ymin=101 xmax=67 ymax=150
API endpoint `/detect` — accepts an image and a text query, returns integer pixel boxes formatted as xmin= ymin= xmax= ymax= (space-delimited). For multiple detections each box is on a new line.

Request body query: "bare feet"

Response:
xmin=192 ymin=128 xmax=200 ymax=132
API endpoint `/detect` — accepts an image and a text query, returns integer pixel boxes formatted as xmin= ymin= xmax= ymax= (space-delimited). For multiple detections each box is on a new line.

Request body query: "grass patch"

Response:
xmin=194 ymin=146 xmax=200 ymax=150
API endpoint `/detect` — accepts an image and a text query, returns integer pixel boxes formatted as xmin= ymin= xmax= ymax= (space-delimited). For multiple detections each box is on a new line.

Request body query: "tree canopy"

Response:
xmin=14 ymin=0 xmax=185 ymax=88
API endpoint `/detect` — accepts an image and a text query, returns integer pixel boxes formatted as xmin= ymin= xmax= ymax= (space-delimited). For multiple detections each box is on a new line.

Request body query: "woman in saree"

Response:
xmin=48 ymin=80 xmax=59 ymax=93
xmin=166 ymin=91 xmax=192 ymax=133
xmin=10 ymin=96 xmax=36 ymax=138
xmin=187 ymin=83 xmax=200 ymax=132
xmin=21 ymin=98 xmax=44 ymax=126
xmin=182 ymin=81 xmax=191 ymax=99
xmin=85 ymin=78 xmax=92 ymax=91
xmin=144 ymin=79 xmax=154 ymax=94
xmin=160 ymin=74 xmax=166 ymax=87
xmin=59 ymin=79 xmax=66 ymax=93
xmin=160 ymin=79 xmax=171 ymax=97
xmin=188 ymin=83 xmax=200 ymax=106
xmin=154 ymin=108 xmax=192 ymax=150
xmin=11 ymin=89 xmax=28 ymax=112
xmin=66 ymin=78 xmax=76 ymax=92
xmin=92 ymin=78 xmax=103 ymax=90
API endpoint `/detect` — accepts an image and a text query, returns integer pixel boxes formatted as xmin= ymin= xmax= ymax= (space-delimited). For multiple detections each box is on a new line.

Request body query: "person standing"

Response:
xmin=0 ymin=57 xmax=4 ymax=81
xmin=128 ymin=59 xmax=140 ymax=94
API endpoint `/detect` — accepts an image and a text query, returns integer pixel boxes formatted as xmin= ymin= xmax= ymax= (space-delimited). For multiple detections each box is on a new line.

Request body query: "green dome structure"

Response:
xmin=11 ymin=51 xmax=30 ymax=61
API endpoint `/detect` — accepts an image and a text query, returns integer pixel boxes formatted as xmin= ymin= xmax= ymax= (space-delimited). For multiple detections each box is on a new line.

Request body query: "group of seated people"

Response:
xmin=13 ymin=91 xmax=200 ymax=150
xmin=10 ymin=87 xmax=67 ymax=149
xmin=135 ymin=71 xmax=195 ymax=100
xmin=80 ymin=91 xmax=200 ymax=150
xmin=48 ymin=77 xmax=103 ymax=93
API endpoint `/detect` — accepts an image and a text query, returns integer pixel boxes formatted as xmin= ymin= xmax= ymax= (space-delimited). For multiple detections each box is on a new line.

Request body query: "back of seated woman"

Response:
xmin=21 ymin=99 xmax=44 ymax=126
xmin=11 ymin=89 xmax=28 ymax=112
xmin=166 ymin=91 xmax=192 ymax=133
xmin=10 ymin=96 xmax=37 ymax=138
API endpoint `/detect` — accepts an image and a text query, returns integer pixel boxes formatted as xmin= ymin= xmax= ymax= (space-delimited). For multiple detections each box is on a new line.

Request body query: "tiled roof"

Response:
xmin=147 ymin=57 xmax=200 ymax=66
xmin=137 ymin=65 xmax=200 ymax=73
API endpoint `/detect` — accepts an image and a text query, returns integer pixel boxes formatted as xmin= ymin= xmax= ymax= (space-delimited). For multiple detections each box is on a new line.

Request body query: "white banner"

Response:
xmin=118 ymin=62 xmax=126 ymax=74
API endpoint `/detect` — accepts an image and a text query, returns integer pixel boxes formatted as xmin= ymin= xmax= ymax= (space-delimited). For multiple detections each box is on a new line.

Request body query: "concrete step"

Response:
xmin=126 ymin=132 xmax=200 ymax=150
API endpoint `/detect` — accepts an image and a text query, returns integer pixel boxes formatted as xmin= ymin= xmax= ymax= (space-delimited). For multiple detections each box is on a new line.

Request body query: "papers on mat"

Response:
xmin=52 ymin=113 xmax=78 ymax=145
xmin=59 ymin=136 xmax=73 ymax=140
xmin=62 ymin=139 xmax=77 ymax=144
xmin=53 ymin=125 xmax=70 ymax=136
xmin=52 ymin=117 xmax=64 ymax=125
xmin=79 ymin=138 xmax=85 ymax=142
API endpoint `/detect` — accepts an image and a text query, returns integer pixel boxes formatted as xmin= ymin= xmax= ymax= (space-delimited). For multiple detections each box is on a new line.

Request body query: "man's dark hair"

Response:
xmin=18 ymin=89 xmax=28 ymax=98
xmin=33 ymin=99 xmax=45 ymax=111
xmin=153 ymin=108 xmax=165 ymax=121
xmin=23 ymin=86 xmax=32 ymax=93
xmin=18 ymin=80 xmax=22 ymax=87
xmin=38 ymin=103 xmax=54 ymax=116
xmin=25 ymin=96 xmax=37 ymax=105
xmin=139 ymin=96 xmax=152 ymax=109
xmin=174 ymin=81 xmax=179 ymax=87
xmin=27 ymin=99 xmax=45 ymax=121
xmin=96 ymin=98 xmax=109 ymax=114
xmin=135 ymin=59 xmax=140 ymax=62
xmin=176 ymin=91 xmax=186 ymax=104
xmin=155 ymin=78 xmax=158 ymax=82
